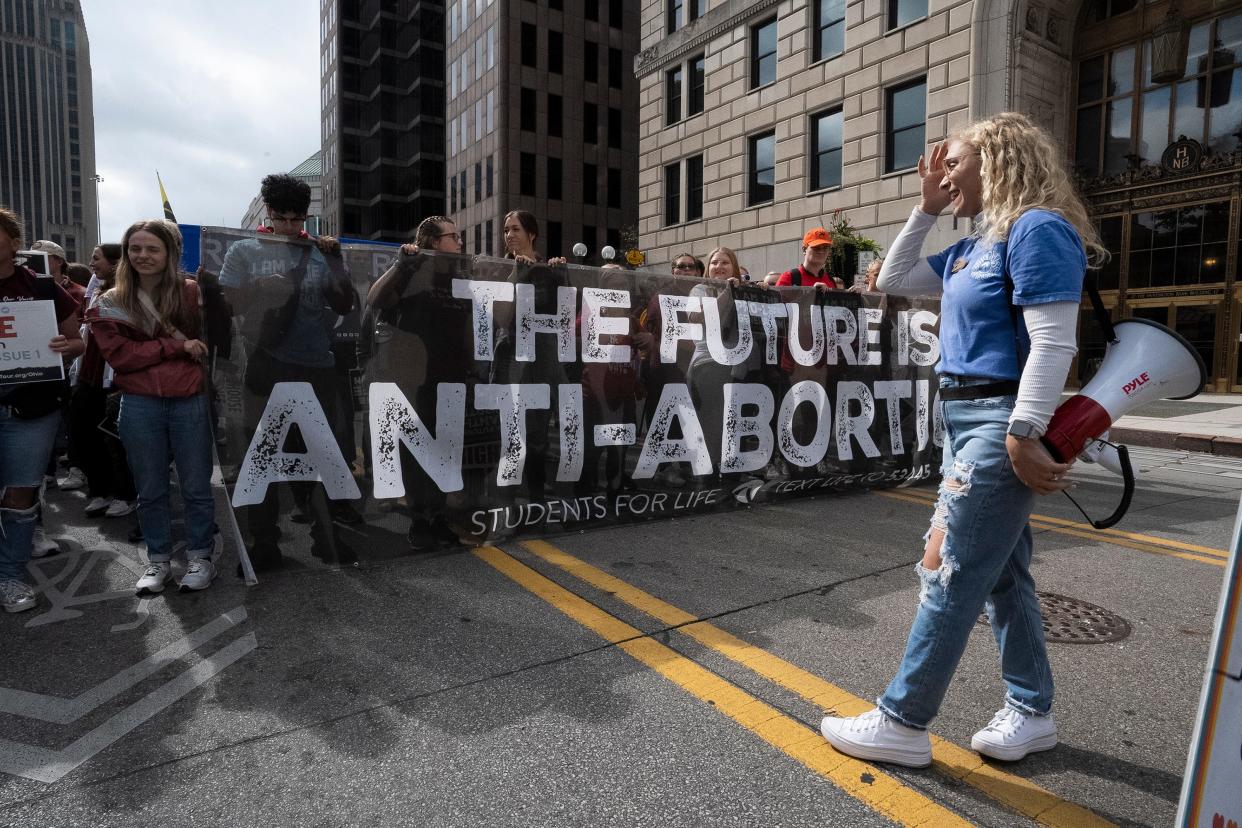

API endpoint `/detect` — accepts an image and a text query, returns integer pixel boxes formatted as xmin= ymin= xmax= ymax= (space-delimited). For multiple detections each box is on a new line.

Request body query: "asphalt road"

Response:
xmin=1 ymin=445 xmax=1237 ymax=827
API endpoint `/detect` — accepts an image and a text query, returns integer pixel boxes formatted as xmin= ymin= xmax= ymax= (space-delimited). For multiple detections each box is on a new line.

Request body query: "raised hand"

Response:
xmin=918 ymin=142 xmax=953 ymax=216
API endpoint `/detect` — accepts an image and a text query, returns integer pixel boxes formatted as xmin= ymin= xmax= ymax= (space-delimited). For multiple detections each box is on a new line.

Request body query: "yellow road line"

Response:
xmin=877 ymin=489 xmax=1226 ymax=568
xmin=473 ymin=545 xmax=972 ymax=828
xmin=881 ymin=488 xmax=1229 ymax=558
xmin=521 ymin=539 xmax=1113 ymax=828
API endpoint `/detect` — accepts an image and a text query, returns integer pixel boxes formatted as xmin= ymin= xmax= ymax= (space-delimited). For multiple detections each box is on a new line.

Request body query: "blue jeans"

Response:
xmin=118 ymin=393 xmax=216 ymax=562
xmin=877 ymin=376 xmax=1054 ymax=729
xmin=0 ymin=405 xmax=60 ymax=581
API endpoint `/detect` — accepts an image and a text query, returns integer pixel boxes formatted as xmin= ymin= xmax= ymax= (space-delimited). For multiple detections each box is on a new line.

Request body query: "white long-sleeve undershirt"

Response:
xmin=877 ymin=207 xmax=1079 ymax=435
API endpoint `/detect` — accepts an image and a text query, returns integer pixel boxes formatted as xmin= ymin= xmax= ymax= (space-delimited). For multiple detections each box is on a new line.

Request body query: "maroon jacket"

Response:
xmin=86 ymin=280 xmax=206 ymax=398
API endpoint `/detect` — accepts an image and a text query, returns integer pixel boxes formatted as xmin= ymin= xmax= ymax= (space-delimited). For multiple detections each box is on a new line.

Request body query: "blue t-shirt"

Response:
xmin=219 ymin=237 xmax=346 ymax=369
xmin=927 ymin=209 xmax=1085 ymax=380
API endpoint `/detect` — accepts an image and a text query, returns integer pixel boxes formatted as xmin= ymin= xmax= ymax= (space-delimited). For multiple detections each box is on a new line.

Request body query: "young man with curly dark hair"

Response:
xmin=219 ymin=174 xmax=359 ymax=570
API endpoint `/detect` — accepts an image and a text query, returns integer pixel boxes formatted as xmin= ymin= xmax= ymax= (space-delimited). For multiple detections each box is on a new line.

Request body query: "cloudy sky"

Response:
xmin=84 ymin=1 xmax=320 ymax=242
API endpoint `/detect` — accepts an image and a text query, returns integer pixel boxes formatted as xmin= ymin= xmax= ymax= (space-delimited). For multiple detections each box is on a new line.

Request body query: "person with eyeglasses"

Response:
xmin=669 ymin=253 xmax=704 ymax=278
xmin=219 ymin=173 xmax=357 ymax=571
xmin=365 ymin=215 xmax=473 ymax=551
xmin=821 ymin=113 xmax=1100 ymax=767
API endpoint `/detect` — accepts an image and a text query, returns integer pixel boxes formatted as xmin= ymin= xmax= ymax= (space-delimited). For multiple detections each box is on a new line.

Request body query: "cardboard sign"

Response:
xmin=1177 ymin=497 xmax=1242 ymax=827
xmin=0 ymin=300 xmax=65 ymax=384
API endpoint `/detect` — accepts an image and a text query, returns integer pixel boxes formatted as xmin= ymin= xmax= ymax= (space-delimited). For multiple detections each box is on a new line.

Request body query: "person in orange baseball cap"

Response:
xmin=775 ymin=227 xmax=841 ymax=290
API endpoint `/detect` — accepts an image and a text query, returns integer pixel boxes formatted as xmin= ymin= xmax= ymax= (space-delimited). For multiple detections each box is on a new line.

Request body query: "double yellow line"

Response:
xmin=474 ymin=540 xmax=1113 ymax=827
xmin=878 ymin=487 xmax=1229 ymax=567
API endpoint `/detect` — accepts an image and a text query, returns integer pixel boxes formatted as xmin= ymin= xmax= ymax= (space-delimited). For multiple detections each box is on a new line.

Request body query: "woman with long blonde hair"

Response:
xmin=89 ymin=220 xmax=219 ymax=595
xmin=822 ymin=113 xmax=1094 ymax=766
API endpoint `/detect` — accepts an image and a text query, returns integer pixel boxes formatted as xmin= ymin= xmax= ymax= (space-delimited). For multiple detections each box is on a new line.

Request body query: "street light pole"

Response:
xmin=91 ymin=174 xmax=104 ymax=245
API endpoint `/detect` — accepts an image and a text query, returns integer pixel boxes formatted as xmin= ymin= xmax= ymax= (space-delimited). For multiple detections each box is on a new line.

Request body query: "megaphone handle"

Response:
xmin=1060 ymin=444 xmax=1135 ymax=530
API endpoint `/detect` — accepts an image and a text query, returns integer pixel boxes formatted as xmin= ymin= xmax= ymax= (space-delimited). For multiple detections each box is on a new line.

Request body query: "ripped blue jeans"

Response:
xmin=877 ymin=376 xmax=1053 ymax=729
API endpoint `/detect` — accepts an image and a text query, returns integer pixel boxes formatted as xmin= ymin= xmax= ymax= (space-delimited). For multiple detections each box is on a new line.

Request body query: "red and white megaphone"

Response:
xmin=1041 ymin=318 xmax=1207 ymax=528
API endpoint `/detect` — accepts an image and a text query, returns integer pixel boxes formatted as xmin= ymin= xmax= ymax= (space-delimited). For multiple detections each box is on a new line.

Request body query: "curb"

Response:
xmin=1111 ymin=428 xmax=1242 ymax=458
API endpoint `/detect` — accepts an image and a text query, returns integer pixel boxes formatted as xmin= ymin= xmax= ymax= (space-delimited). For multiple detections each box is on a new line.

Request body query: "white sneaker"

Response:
xmin=820 ymin=708 xmax=932 ymax=768
xmin=971 ymin=707 xmax=1058 ymax=762
xmin=31 ymin=527 xmax=59 ymax=558
xmin=180 ymin=558 xmax=217 ymax=592
xmin=60 ymin=467 xmax=87 ymax=490
xmin=0 ymin=579 xmax=36 ymax=613
xmin=104 ymin=499 xmax=136 ymax=517
xmin=85 ymin=496 xmax=110 ymax=516
xmin=135 ymin=561 xmax=172 ymax=595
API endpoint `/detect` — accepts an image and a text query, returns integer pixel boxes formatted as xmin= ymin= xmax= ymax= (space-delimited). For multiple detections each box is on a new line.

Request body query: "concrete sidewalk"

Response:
xmin=1107 ymin=393 xmax=1242 ymax=457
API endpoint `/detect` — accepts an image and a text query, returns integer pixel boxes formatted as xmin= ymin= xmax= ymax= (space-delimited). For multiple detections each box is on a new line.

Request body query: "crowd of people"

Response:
xmin=0 ymin=177 xmax=894 ymax=613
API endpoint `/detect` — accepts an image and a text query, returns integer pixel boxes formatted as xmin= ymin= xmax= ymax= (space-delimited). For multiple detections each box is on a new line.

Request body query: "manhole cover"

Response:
xmin=977 ymin=591 xmax=1130 ymax=644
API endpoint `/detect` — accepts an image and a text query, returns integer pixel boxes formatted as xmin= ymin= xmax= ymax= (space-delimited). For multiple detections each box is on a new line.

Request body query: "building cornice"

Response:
xmin=633 ymin=0 xmax=781 ymax=77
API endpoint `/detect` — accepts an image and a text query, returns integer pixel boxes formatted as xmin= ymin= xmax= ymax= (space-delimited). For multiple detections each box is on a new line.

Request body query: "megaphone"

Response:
xmin=1042 ymin=318 xmax=1207 ymax=528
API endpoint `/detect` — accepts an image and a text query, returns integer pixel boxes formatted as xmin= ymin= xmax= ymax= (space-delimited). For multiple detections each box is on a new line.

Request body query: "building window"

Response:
xmin=1095 ymin=215 xmax=1123 ymax=290
xmin=811 ymin=108 xmax=844 ymax=190
xmin=548 ymin=221 xmax=562 ymax=257
xmin=687 ymin=154 xmax=704 ymax=222
xmin=585 ymin=41 xmax=599 ymax=83
xmin=888 ymin=0 xmax=927 ymax=30
xmin=584 ymin=163 xmax=598 ymax=204
xmin=549 ymin=0 xmax=562 ymax=8
xmin=475 ymin=224 xmax=482 ymax=254
xmin=814 ymin=0 xmax=845 ymax=62
xmin=666 ymin=67 xmax=683 ymax=125
xmin=521 ymin=22 xmax=538 ymax=67
xmin=1129 ymin=202 xmax=1230 ymax=288
xmin=609 ymin=0 xmax=623 ymax=28
xmin=521 ymin=87 xmax=537 ymax=131
xmin=1074 ymin=11 xmax=1242 ymax=178
xmin=548 ymin=157 xmax=563 ymax=200
xmin=748 ymin=130 xmax=776 ymax=205
xmin=584 ymin=102 xmax=599 ymax=143
xmin=1089 ymin=0 xmax=1138 ymax=22
xmin=607 ymin=228 xmax=621 ymax=253
xmin=609 ymin=47 xmax=624 ymax=89
xmin=664 ymin=163 xmax=680 ymax=225
xmin=450 ymin=174 xmax=458 ymax=212
xmin=690 ymin=0 xmax=705 ymax=21
xmin=608 ymin=107 xmax=622 ymax=148
xmin=486 ymin=156 xmax=494 ymax=197
xmin=520 ymin=152 xmax=537 ymax=196
xmin=460 ymin=171 xmax=468 ymax=205
xmin=486 ymin=219 xmax=495 ymax=256
xmin=586 ymin=0 xmax=599 ymax=21
xmin=475 ymin=161 xmax=483 ymax=202
xmin=688 ymin=54 xmax=705 ymax=116
xmin=751 ymin=17 xmax=777 ymax=89
xmin=549 ymin=93 xmax=563 ymax=137
xmin=549 ymin=31 xmax=563 ymax=73
xmin=607 ymin=167 xmax=622 ymax=209
xmin=667 ymin=0 xmax=682 ymax=32
xmin=583 ymin=225 xmax=597 ymax=255
xmin=886 ymin=78 xmax=926 ymax=172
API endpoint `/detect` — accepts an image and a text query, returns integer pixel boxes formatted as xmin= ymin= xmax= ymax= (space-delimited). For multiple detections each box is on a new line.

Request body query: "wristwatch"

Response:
xmin=1006 ymin=420 xmax=1041 ymax=440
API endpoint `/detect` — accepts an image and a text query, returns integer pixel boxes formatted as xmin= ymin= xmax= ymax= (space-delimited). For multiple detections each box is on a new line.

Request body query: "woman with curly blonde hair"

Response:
xmin=822 ymin=112 xmax=1093 ymax=766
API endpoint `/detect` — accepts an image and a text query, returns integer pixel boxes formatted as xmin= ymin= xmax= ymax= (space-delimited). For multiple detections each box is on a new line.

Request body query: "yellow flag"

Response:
xmin=157 ymin=171 xmax=177 ymax=222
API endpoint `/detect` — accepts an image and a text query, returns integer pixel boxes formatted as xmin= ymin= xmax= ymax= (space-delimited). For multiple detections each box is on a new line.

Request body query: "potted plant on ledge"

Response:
xmin=825 ymin=209 xmax=881 ymax=286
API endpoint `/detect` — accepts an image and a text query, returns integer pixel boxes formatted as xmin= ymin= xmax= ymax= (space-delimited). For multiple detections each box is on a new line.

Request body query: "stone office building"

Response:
xmin=636 ymin=0 xmax=1242 ymax=391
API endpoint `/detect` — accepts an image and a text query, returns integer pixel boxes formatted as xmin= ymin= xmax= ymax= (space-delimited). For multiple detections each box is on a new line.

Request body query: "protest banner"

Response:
xmin=1177 ymin=496 xmax=1242 ymax=827
xmin=0 ymin=297 xmax=66 ymax=384
xmin=194 ymin=227 xmax=943 ymax=570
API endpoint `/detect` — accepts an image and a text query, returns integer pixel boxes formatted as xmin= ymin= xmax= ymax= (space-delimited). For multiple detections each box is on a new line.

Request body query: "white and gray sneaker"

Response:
xmin=31 ymin=526 xmax=59 ymax=558
xmin=104 ymin=499 xmax=136 ymax=517
xmin=135 ymin=561 xmax=172 ymax=595
xmin=60 ymin=467 xmax=87 ymax=490
xmin=85 ymin=496 xmax=110 ymax=516
xmin=0 ymin=579 xmax=37 ymax=613
xmin=820 ymin=708 xmax=932 ymax=768
xmin=971 ymin=707 xmax=1058 ymax=761
xmin=180 ymin=559 xmax=217 ymax=592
